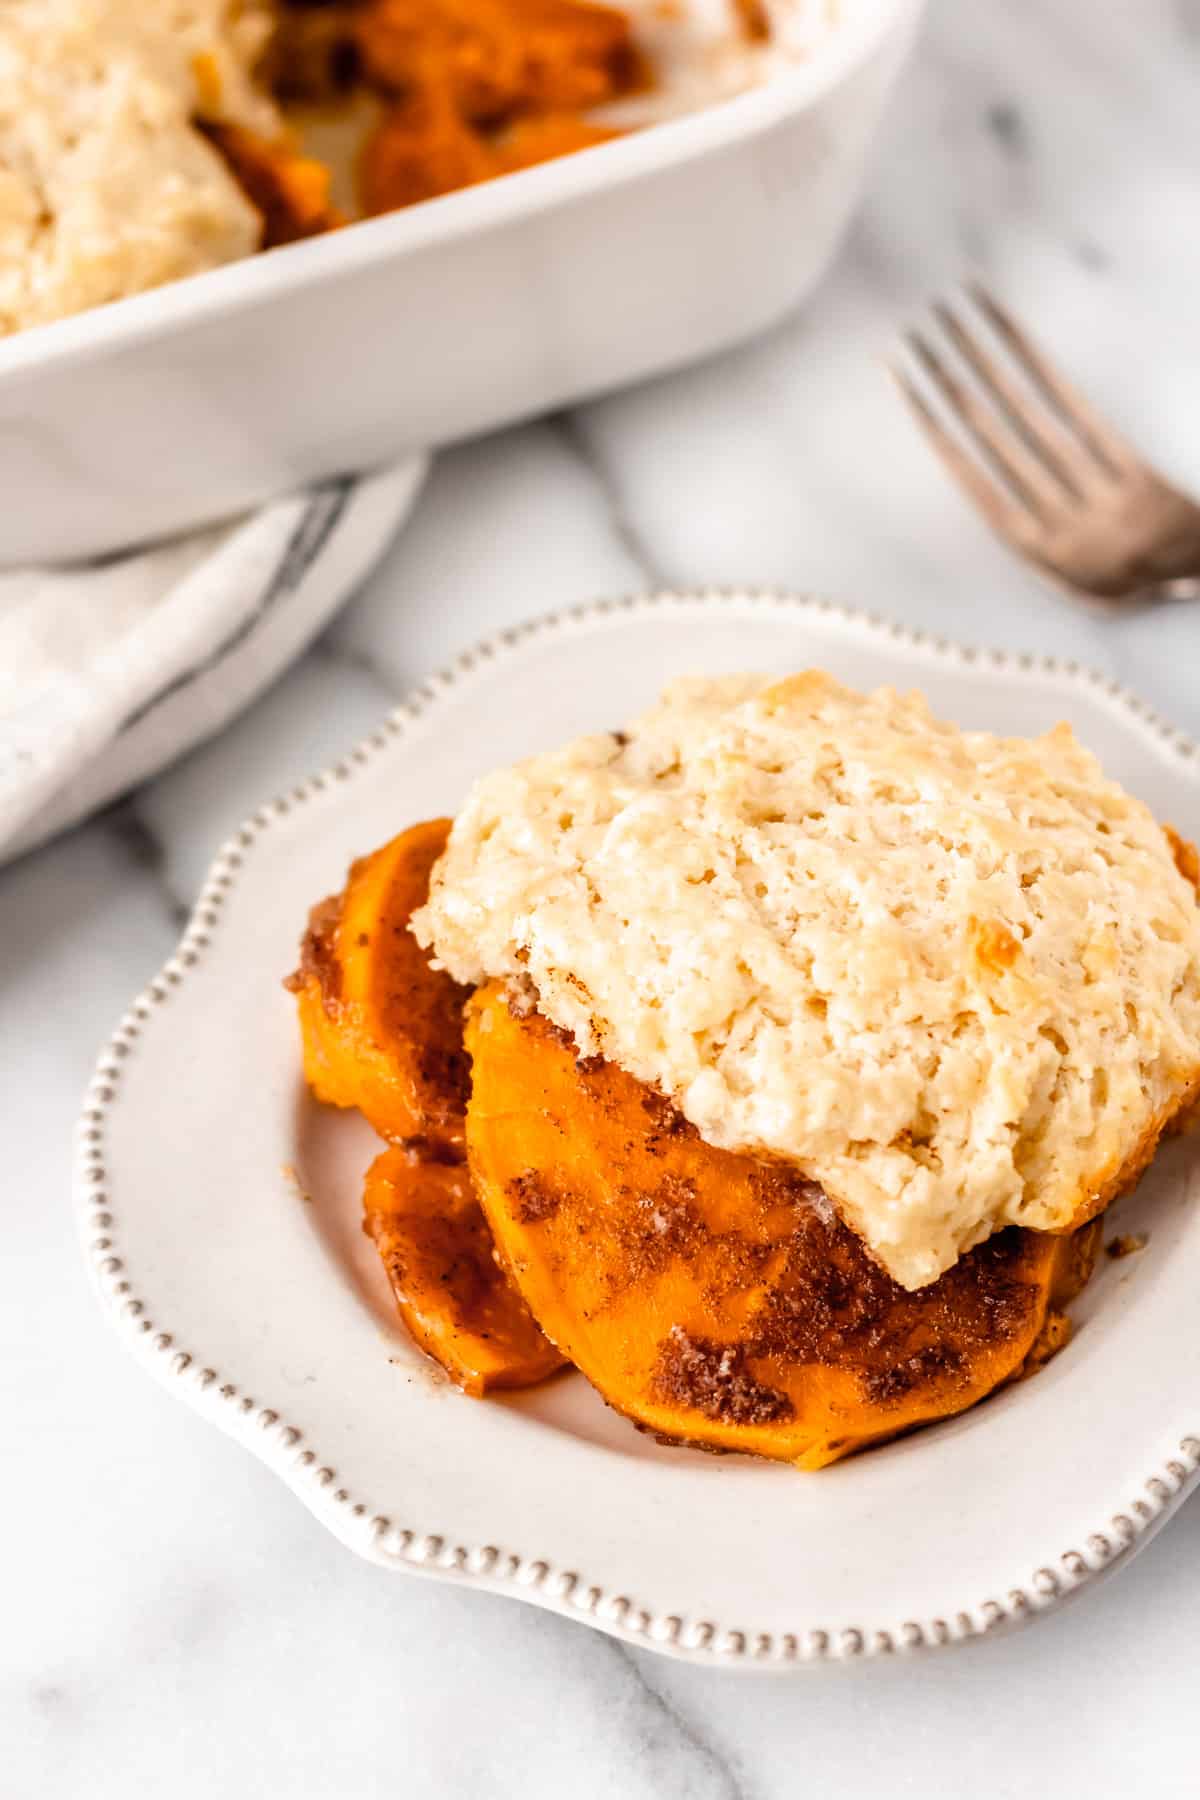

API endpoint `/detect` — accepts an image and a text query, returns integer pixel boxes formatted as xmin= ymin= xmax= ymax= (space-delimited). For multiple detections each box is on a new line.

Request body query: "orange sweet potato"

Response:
xmin=204 ymin=122 xmax=343 ymax=245
xmin=358 ymin=90 xmax=496 ymax=212
xmin=286 ymin=819 xmax=469 ymax=1149
xmin=355 ymin=0 xmax=643 ymax=122
xmin=359 ymin=92 xmax=617 ymax=211
xmin=353 ymin=0 xmax=638 ymax=212
xmin=464 ymin=982 xmax=1102 ymax=1468
xmin=290 ymin=821 xmax=565 ymax=1390
xmin=364 ymin=1145 xmax=566 ymax=1393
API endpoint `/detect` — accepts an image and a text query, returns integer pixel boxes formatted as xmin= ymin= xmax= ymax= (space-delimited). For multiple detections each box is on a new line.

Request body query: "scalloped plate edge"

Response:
xmin=74 ymin=588 xmax=1200 ymax=1668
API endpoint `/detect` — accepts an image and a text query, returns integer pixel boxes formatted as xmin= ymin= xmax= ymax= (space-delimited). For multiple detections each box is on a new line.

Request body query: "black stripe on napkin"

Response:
xmin=118 ymin=478 xmax=354 ymax=734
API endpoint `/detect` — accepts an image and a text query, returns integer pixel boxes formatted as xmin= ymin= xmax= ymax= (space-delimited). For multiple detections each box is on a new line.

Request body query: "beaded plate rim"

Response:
xmin=74 ymin=588 xmax=1200 ymax=1668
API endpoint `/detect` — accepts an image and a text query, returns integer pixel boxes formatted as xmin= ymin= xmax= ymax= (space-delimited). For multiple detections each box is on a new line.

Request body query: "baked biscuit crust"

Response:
xmin=419 ymin=672 xmax=1200 ymax=1287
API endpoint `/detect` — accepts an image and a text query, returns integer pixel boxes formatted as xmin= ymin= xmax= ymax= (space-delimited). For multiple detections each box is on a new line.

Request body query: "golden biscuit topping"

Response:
xmin=416 ymin=671 xmax=1200 ymax=1287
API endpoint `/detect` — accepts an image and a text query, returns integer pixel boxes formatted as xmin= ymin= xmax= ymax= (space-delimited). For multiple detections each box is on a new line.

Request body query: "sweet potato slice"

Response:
xmin=365 ymin=1146 xmax=566 ymax=1393
xmin=203 ymin=122 xmax=343 ymax=246
xmin=465 ymin=982 xmax=1102 ymax=1468
xmin=359 ymin=92 xmax=618 ymax=212
xmin=286 ymin=818 xmax=469 ymax=1148
xmin=355 ymin=0 xmax=643 ymax=122
xmin=289 ymin=823 xmax=563 ymax=1389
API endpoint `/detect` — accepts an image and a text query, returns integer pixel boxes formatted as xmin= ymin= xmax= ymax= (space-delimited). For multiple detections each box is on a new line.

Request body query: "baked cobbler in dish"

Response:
xmin=0 ymin=0 xmax=846 ymax=332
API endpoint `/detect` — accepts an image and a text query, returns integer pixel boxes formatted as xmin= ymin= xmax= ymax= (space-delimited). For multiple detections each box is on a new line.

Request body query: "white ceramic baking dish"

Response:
xmin=0 ymin=0 xmax=922 ymax=566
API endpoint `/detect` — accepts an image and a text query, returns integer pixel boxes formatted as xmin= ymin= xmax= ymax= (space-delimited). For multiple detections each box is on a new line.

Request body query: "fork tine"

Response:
xmin=905 ymin=329 xmax=1064 ymax=519
xmin=932 ymin=301 xmax=1088 ymax=501
xmin=967 ymin=284 xmax=1137 ymax=477
xmin=888 ymin=363 xmax=1030 ymax=540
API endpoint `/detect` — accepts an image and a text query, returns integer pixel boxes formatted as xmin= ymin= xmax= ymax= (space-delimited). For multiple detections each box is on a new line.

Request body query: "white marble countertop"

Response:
xmin=7 ymin=2 xmax=1200 ymax=1793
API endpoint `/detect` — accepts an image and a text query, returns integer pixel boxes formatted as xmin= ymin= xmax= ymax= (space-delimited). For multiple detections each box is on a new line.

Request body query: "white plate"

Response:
xmin=76 ymin=593 xmax=1200 ymax=1669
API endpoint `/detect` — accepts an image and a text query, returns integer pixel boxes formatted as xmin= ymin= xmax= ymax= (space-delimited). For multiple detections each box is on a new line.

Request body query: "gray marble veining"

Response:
xmin=5 ymin=3 xmax=1200 ymax=1795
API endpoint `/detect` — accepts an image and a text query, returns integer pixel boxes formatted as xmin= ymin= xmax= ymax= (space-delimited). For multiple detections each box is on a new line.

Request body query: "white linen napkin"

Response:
xmin=0 ymin=457 xmax=427 ymax=865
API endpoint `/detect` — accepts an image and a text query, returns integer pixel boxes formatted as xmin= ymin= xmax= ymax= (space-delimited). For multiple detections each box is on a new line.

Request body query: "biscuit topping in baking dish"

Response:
xmin=0 ymin=0 xmax=851 ymax=334
xmin=414 ymin=670 xmax=1200 ymax=1289
xmin=0 ymin=0 xmax=281 ymax=334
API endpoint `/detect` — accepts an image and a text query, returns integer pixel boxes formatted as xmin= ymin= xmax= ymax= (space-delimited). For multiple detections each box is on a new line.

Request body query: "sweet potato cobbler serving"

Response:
xmin=0 ymin=0 xmax=837 ymax=333
xmin=287 ymin=672 xmax=1200 ymax=1469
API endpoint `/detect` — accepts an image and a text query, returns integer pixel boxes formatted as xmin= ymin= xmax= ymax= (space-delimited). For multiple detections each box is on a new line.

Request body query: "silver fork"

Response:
xmin=891 ymin=285 xmax=1200 ymax=604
